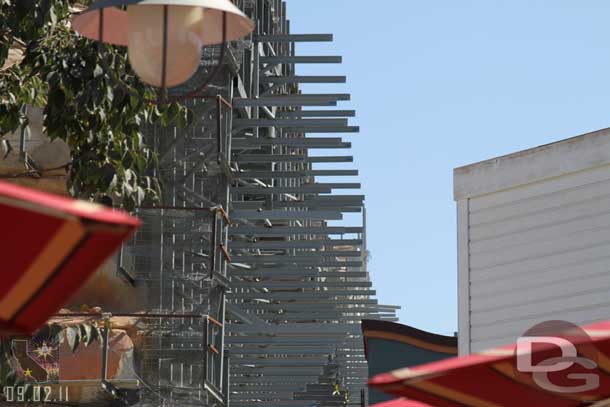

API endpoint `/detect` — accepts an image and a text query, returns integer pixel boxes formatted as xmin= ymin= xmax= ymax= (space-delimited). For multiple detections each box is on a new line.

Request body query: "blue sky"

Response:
xmin=287 ymin=1 xmax=610 ymax=335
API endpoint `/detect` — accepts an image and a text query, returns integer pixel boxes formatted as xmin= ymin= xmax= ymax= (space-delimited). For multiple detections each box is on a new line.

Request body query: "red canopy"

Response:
xmin=370 ymin=320 xmax=610 ymax=407
xmin=0 ymin=181 xmax=140 ymax=335
xmin=371 ymin=399 xmax=435 ymax=407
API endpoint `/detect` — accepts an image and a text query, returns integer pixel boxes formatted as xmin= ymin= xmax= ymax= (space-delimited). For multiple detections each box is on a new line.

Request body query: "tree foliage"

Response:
xmin=0 ymin=0 xmax=191 ymax=210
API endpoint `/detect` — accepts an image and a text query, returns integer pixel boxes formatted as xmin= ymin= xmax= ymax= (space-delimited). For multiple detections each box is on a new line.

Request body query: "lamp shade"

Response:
xmin=0 ymin=181 xmax=140 ymax=336
xmin=71 ymin=0 xmax=255 ymax=46
xmin=127 ymin=5 xmax=204 ymax=87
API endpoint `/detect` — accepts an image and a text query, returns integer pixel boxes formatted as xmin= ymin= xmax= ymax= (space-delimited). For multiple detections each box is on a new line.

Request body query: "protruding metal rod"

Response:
xmin=159 ymin=5 xmax=168 ymax=105
xmin=210 ymin=210 xmax=218 ymax=276
xmin=18 ymin=105 xmax=27 ymax=161
xmin=101 ymin=314 xmax=110 ymax=381
xmin=202 ymin=316 xmax=209 ymax=387
xmin=98 ymin=8 xmax=104 ymax=42
xmin=254 ymin=34 xmax=333 ymax=42
xmin=217 ymin=95 xmax=222 ymax=161
xmin=223 ymin=352 xmax=230 ymax=406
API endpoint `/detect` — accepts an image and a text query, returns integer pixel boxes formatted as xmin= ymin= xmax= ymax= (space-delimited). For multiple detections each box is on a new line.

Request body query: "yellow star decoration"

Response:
xmin=23 ymin=368 xmax=32 ymax=377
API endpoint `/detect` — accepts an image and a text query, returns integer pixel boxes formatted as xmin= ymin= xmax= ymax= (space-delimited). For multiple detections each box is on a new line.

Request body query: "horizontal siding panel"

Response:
xmin=471 ymin=275 xmax=610 ymax=314
xmin=470 ymin=210 xmax=610 ymax=253
xmin=471 ymin=304 xmax=610 ymax=352
xmin=466 ymin=164 xmax=610 ymax=354
xmin=470 ymin=224 xmax=610 ymax=269
xmin=471 ymin=273 xmax=610 ymax=317
xmin=469 ymin=164 xmax=610 ymax=211
xmin=469 ymin=240 xmax=610 ymax=280
xmin=471 ymin=254 xmax=610 ymax=295
xmin=470 ymin=179 xmax=610 ymax=226
xmin=470 ymin=194 xmax=610 ymax=241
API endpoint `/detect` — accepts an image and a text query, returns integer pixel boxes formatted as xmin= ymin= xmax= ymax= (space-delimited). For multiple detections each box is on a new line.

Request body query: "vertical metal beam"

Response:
xmin=223 ymin=351 xmax=230 ymax=406
xmin=202 ymin=315 xmax=209 ymax=385
xmin=253 ymin=42 xmax=260 ymax=138
xmin=101 ymin=315 xmax=110 ymax=382
xmin=217 ymin=95 xmax=223 ymax=163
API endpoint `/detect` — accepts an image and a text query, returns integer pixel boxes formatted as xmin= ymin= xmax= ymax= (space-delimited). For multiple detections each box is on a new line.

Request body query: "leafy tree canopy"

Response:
xmin=0 ymin=0 xmax=191 ymax=210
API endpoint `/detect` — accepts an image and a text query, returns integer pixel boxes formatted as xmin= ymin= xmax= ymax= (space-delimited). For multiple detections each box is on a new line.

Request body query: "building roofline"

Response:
xmin=454 ymin=126 xmax=610 ymax=200
xmin=362 ymin=319 xmax=458 ymax=358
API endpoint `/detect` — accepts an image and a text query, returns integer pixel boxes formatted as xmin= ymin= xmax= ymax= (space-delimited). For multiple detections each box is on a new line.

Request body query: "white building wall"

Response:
xmin=454 ymin=128 xmax=610 ymax=355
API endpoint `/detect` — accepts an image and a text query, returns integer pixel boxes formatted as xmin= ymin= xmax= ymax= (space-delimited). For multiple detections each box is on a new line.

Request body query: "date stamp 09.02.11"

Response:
xmin=2 ymin=385 xmax=70 ymax=404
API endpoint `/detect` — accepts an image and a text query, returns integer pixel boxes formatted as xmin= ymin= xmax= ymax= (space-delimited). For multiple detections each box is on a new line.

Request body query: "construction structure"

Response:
xmin=105 ymin=1 xmax=398 ymax=406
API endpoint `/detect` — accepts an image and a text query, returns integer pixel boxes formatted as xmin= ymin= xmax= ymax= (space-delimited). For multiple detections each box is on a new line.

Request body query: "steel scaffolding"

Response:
xmin=119 ymin=1 xmax=399 ymax=406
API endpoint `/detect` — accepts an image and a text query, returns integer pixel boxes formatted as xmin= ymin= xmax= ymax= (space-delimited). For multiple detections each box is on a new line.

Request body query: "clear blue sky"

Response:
xmin=287 ymin=1 xmax=610 ymax=335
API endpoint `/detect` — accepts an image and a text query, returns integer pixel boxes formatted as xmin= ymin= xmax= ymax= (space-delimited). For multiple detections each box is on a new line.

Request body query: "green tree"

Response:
xmin=0 ymin=0 xmax=191 ymax=210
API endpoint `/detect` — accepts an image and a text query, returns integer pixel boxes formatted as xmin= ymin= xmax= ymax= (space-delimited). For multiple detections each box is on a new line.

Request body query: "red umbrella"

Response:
xmin=0 ymin=181 xmax=140 ymax=335
xmin=371 ymin=399 xmax=436 ymax=407
xmin=370 ymin=320 xmax=610 ymax=407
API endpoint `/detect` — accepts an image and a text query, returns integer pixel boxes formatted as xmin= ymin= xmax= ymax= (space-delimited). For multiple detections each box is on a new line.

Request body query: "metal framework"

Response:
xmin=117 ymin=1 xmax=399 ymax=406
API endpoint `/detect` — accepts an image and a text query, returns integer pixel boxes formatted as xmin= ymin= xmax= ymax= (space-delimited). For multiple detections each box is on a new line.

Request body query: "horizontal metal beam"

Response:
xmin=232 ymin=137 xmax=349 ymax=148
xmin=232 ymin=252 xmax=362 ymax=261
xmin=278 ymin=110 xmax=355 ymax=118
xmin=229 ymin=390 xmax=299 ymax=397
xmin=230 ymin=260 xmax=363 ymax=268
xmin=229 ymin=270 xmax=368 ymax=278
xmin=306 ymin=194 xmax=365 ymax=201
xmin=225 ymin=337 xmax=355 ymax=345
xmin=260 ymin=76 xmax=346 ymax=84
xmin=230 ymin=366 xmax=323 ymax=375
xmin=228 ymin=323 xmax=362 ymax=334
xmin=230 ymin=394 xmax=297 ymax=402
xmin=229 ymin=240 xmax=362 ymax=250
xmin=231 ymin=357 xmax=329 ymax=366
xmin=237 ymin=142 xmax=353 ymax=149
xmin=261 ymin=56 xmax=342 ymax=64
xmin=283 ymin=126 xmax=359 ymax=133
xmin=230 ymin=376 xmax=316 ymax=385
xmin=376 ymin=304 xmax=403 ymax=310
xmin=263 ymin=201 xmax=362 ymax=210
xmin=230 ymin=202 xmax=360 ymax=211
xmin=227 ymin=290 xmax=375 ymax=299
xmin=233 ymin=250 xmax=363 ymax=258
xmin=228 ymin=347 xmax=335 ymax=355
xmin=233 ymin=118 xmax=348 ymax=127
xmin=262 ymin=315 xmax=376 ymax=323
xmin=248 ymin=304 xmax=377 ymax=312
xmin=235 ymin=155 xmax=354 ymax=164
xmin=229 ymin=281 xmax=372 ymax=289
xmin=233 ymin=94 xmax=349 ymax=107
xmin=230 ymin=185 xmax=332 ymax=194
xmin=231 ymin=210 xmax=343 ymax=220
xmin=254 ymin=34 xmax=333 ymax=42
xmin=235 ymin=169 xmax=359 ymax=178
xmin=317 ymin=183 xmax=361 ymax=189
xmin=241 ymin=299 xmax=379 ymax=308
xmin=229 ymin=226 xmax=362 ymax=235
xmin=235 ymin=182 xmax=360 ymax=192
